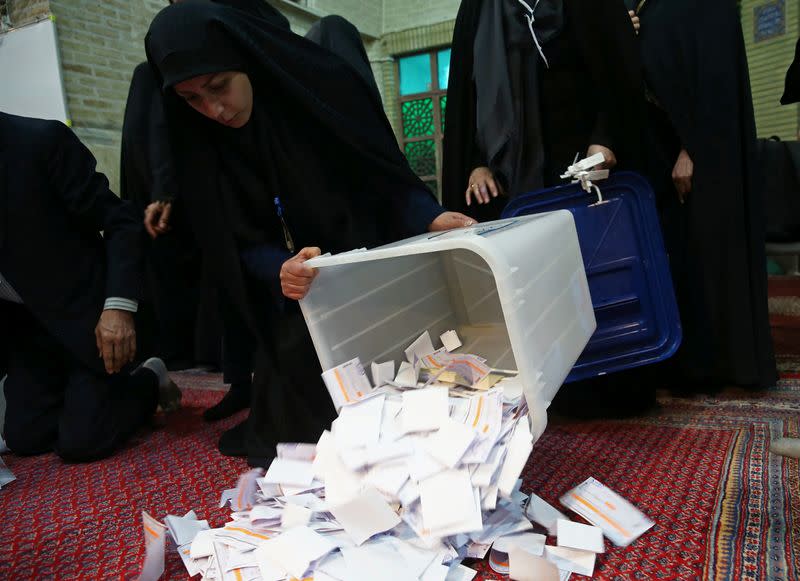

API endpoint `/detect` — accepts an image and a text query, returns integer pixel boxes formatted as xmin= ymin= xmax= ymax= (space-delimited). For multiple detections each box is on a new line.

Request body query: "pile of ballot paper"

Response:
xmin=140 ymin=330 xmax=654 ymax=581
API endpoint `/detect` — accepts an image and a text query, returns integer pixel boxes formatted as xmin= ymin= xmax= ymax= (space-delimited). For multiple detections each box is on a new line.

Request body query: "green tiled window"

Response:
xmin=397 ymin=48 xmax=450 ymax=199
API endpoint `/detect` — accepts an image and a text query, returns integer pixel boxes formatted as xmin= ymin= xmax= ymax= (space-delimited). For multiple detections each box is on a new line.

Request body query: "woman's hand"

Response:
xmin=466 ymin=166 xmax=502 ymax=206
xmin=586 ymin=144 xmax=617 ymax=170
xmin=280 ymin=247 xmax=321 ymax=300
xmin=629 ymin=10 xmax=640 ymax=34
xmin=672 ymin=148 xmax=693 ymax=204
xmin=428 ymin=212 xmax=477 ymax=232
xmin=144 ymin=201 xmax=172 ymax=239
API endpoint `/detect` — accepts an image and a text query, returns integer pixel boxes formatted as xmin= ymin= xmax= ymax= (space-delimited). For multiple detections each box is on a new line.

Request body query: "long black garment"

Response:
xmin=442 ymin=0 xmax=642 ymax=222
xmin=146 ymin=1 xmax=445 ymax=461
xmin=632 ymin=0 xmax=777 ymax=389
xmin=120 ymin=62 xmax=204 ymax=368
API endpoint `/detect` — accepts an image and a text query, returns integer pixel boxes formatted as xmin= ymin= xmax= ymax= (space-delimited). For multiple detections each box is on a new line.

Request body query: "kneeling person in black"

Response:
xmin=0 ymin=112 xmax=178 ymax=462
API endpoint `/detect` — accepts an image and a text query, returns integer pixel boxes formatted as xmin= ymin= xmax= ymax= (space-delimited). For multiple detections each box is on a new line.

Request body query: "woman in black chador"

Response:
xmin=442 ymin=0 xmax=643 ymax=222
xmin=144 ymin=1 xmax=473 ymax=464
xmin=629 ymin=0 xmax=777 ymax=391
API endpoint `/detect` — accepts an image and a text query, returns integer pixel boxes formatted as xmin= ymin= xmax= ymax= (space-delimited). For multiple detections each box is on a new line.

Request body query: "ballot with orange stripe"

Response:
xmin=559 ymin=477 xmax=654 ymax=547
xmin=321 ymin=357 xmax=374 ymax=411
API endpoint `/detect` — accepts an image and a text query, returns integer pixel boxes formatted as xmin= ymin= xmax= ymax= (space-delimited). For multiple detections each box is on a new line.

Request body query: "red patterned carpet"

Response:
xmin=1 ymin=369 xmax=799 ymax=580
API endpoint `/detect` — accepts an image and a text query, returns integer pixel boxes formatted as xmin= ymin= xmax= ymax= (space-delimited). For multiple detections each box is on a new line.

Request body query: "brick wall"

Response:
xmin=49 ymin=0 xmax=164 ymax=192
xmin=742 ymin=0 xmax=799 ymax=140
xmin=29 ymin=0 xmax=460 ymax=192
xmin=309 ymin=0 xmax=379 ymax=37
xmin=8 ymin=0 xmax=50 ymax=27
xmin=382 ymin=0 xmax=460 ymax=34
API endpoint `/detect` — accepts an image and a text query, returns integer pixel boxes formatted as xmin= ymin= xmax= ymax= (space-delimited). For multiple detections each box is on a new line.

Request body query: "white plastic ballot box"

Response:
xmin=299 ymin=213 xmax=596 ymax=435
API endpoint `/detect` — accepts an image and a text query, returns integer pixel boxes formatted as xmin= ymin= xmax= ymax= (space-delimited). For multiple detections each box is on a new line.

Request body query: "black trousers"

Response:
xmin=2 ymin=304 xmax=159 ymax=462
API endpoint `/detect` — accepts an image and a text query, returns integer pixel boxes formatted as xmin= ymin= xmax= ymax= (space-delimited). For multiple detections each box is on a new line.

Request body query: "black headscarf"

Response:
xmin=121 ymin=0 xmax=289 ymax=208
xmin=170 ymin=0 xmax=291 ymax=27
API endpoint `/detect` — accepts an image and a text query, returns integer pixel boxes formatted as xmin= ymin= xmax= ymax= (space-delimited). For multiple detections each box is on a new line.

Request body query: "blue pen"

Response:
xmin=274 ymin=196 xmax=296 ymax=254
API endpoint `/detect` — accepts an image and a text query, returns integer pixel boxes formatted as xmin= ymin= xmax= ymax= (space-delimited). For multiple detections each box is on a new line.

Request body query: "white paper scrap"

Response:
xmin=322 ymin=357 xmax=374 ymax=410
xmin=445 ymin=563 xmax=478 ymax=581
xmin=219 ymin=488 xmax=237 ymax=508
xmin=281 ymin=502 xmax=313 ymax=528
xmin=419 ymin=469 xmax=476 ymax=532
xmin=253 ymin=544 xmax=288 ymax=581
xmin=329 ymin=487 xmax=402 ymax=545
xmin=136 ymin=511 xmax=166 ymax=581
xmin=559 ymin=477 xmax=655 ymax=546
xmin=189 ymin=528 xmax=216 ymax=559
xmin=405 ymin=331 xmax=436 ymax=363
xmin=425 ymin=417 xmax=476 ymax=468
xmin=263 ymin=458 xmax=315 ymax=488
xmin=165 ymin=511 xmax=209 ymax=547
xmin=333 ymin=394 xmax=385 ymax=450
xmin=249 ymin=505 xmax=282 ymax=526
xmin=545 ymin=546 xmax=596 ymax=577
xmin=494 ymin=532 xmax=546 ymax=556
xmin=402 ymin=387 xmax=449 ymax=433
xmin=258 ymin=526 xmax=336 ymax=578
xmin=509 ymin=547 xmax=560 ymax=581
xmin=556 ymin=518 xmax=605 ymax=553
xmin=365 ymin=461 xmax=410 ymax=497
xmin=526 ymin=493 xmax=568 ymax=536
xmin=371 ymin=361 xmax=396 ymax=388
xmin=341 ymin=541 xmax=417 ymax=581
xmin=407 ymin=445 xmax=447 ymax=483
xmin=440 ymin=330 xmax=462 ymax=353
xmin=276 ymin=443 xmax=317 ymax=461
xmin=322 ymin=449 xmax=364 ymax=507
xmin=497 ymin=419 xmax=533 ymax=497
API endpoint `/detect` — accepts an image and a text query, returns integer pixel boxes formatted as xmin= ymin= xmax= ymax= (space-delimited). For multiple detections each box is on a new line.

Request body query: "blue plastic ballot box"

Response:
xmin=502 ymin=171 xmax=682 ymax=382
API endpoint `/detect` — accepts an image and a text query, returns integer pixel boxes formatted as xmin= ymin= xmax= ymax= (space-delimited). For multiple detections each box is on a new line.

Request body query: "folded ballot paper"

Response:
xmin=142 ymin=329 xmax=652 ymax=581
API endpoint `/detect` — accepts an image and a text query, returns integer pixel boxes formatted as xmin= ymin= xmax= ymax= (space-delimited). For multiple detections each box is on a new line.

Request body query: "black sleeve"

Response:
xmin=45 ymin=122 xmax=143 ymax=302
xmin=391 ymin=185 xmax=447 ymax=238
xmin=573 ymin=0 xmax=644 ymax=162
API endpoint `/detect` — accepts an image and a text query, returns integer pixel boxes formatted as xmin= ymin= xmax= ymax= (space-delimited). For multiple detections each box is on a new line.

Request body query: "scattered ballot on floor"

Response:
xmin=560 ymin=477 xmax=655 ymax=547
xmin=150 ymin=330 xmax=652 ymax=580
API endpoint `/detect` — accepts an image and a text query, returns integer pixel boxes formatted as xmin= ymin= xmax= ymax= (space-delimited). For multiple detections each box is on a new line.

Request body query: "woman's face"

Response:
xmin=174 ymin=71 xmax=253 ymax=128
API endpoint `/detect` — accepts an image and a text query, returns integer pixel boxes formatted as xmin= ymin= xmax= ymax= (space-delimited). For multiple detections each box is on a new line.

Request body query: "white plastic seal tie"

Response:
xmin=517 ymin=0 xmax=550 ymax=68
xmin=560 ymin=152 xmax=610 ymax=203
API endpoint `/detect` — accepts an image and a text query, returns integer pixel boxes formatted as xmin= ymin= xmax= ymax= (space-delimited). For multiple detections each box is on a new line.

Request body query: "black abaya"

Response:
xmin=120 ymin=62 xmax=207 ymax=368
xmin=633 ymin=0 xmax=777 ymax=389
xmin=442 ymin=0 xmax=643 ymax=222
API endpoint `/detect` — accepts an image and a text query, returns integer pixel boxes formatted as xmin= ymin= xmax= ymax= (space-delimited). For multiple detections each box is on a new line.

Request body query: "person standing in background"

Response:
xmin=442 ymin=0 xmax=643 ymax=222
xmin=628 ymin=0 xmax=777 ymax=392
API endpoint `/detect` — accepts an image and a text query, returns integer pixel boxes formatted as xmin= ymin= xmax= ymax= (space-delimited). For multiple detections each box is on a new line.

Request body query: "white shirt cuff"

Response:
xmin=103 ymin=297 xmax=138 ymax=313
